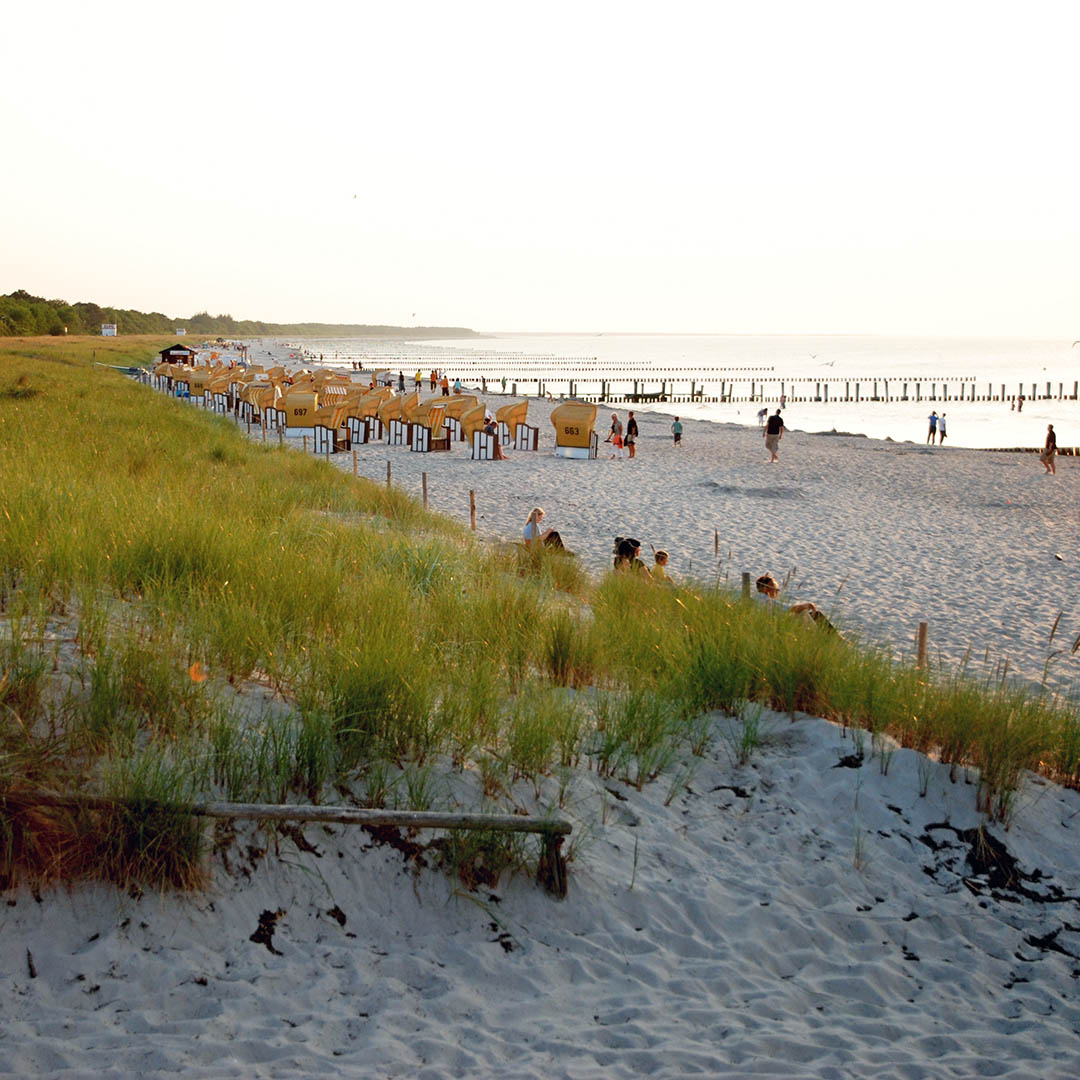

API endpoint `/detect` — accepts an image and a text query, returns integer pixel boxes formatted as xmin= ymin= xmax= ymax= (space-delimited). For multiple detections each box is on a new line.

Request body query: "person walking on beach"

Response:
xmin=414 ymin=370 xmax=423 ymax=391
xmin=501 ymin=376 xmax=507 ymax=392
xmin=938 ymin=413 xmax=947 ymax=444
xmin=671 ymin=417 xmax=683 ymax=446
xmin=398 ymin=371 xmax=405 ymax=392
xmin=756 ymin=407 xmax=767 ymax=427
xmin=430 ymin=370 xmax=438 ymax=391
xmin=764 ymin=409 xmax=785 ymax=463
xmin=440 ymin=374 xmax=450 ymax=396
xmin=1041 ymin=424 xmax=1057 ymax=474
xmin=625 ymin=411 xmax=639 ymax=459
xmin=927 ymin=411 xmax=938 ymax=444
xmin=608 ymin=413 xmax=624 ymax=459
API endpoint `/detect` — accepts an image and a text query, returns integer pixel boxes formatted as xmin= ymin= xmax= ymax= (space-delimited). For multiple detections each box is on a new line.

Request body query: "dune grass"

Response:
xmin=2 ymin=338 xmax=1078 ymax=891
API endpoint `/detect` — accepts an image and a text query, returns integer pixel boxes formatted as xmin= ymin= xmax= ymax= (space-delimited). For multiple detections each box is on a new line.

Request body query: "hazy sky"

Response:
xmin=3 ymin=1 xmax=1078 ymax=334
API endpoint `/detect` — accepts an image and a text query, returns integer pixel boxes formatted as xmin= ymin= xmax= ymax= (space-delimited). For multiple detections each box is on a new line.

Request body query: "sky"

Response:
xmin=2 ymin=0 xmax=1079 ymax=335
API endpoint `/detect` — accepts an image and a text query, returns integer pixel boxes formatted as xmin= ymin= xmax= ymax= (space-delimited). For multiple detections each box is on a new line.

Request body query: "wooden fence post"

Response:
xmin=742 ymin=571 xmax=751 ymax=599
xmin=916 ymin=621 xmax=928 ymax=668
xmin=422 ymin=471 xmax=428 ymax=510
xmin=352 ymin=449 xmax=358 ymax=477
xmin=386 ymin=460 xmax=391 ymax=488
xmin=302 ymin=434 xmax=307 ymax=453
xmin=469 ymin=489 xmax=476 ymax=530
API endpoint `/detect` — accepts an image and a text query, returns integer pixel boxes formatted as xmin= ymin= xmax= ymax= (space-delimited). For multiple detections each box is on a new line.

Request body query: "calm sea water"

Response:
xmin=265 ymin=334 xmax=1080 ymax=450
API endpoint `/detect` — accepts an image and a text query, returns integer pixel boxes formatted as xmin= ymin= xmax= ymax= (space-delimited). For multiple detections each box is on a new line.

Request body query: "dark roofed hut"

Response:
xmin=158 ymin=343 xmax=197 ymax=364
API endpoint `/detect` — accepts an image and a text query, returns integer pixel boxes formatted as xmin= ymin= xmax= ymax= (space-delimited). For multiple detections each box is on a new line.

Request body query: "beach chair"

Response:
xmin=551 ymin=401 xmax=598 ymax=459
xmin=312 ymin=424 xmax=336 ymax=454
xmin=495 ymin=400 xmax=528 ymax=445
xmin=349 ymin=386 xmax=392 ymax=441
xmin=462 ymin=403 xmax=488 ymax=443
xmin=411 ymin=402 xmax=451 ymax=452
xmin=277 ymin=389 xmax=319 ymax=434
xmin=442 ymin=395 xmax=479 ymax=442
xmin=380 ymin=392 xmax=418 ymax=447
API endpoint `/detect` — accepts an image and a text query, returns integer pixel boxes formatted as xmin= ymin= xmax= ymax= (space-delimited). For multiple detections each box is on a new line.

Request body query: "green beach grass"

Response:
xmin=2 ymin=337 xmax=1078 ymax=892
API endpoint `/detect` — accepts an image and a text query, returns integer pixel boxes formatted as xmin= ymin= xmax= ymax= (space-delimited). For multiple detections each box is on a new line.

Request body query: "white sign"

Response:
xmin=101 ymin=323 xmax=117 ymax=337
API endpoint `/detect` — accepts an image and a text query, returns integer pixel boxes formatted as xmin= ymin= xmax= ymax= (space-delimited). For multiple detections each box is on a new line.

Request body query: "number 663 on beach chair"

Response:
xmin=550 ymin=401 xmax=598 ymax=459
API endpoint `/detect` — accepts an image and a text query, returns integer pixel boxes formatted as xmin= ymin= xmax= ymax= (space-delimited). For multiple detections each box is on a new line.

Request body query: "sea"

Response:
xmin=257 ymin=333 xmax=1080 ymax=451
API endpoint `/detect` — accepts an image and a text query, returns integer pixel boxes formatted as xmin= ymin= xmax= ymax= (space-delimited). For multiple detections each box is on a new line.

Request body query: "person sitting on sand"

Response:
xmin=652 ymin=549 xmax=674 ymax=585
xmin=613 ymin=537 xmax=651 ymax=576
xmin=485 ymin=417 xmax=506 ymax=461
xmin=524 ymin=507 xmax=563 ymax=548
xmin=1041 ymin=424 xmax=1057 ymax=474
xmin=756 ymin=572 xmax=837 ymax=631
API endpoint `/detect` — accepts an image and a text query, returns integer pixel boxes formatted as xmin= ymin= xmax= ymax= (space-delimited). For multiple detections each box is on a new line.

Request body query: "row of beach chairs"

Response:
xmin=151 ymin=359 xmax=603 ymax=459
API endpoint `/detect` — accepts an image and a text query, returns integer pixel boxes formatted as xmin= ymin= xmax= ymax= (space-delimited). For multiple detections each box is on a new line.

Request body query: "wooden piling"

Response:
xmin=386 ymin=460 xmax=391 ymax=487
xmin=469 ymin=489 xmax=476 ymax=530
xmin=302 ymin=434 xmax=307 ymax=453
xmin=422 ymin=471 xmax=428 ymax=510
xmin=916 ymin=621 xmax=928 ymax=669
xmin=714 ymin=530 xmax=719 ymax=557
xmin=352 ymin=449 xmax=358 ymax=477
xmin=742 ymin=571 xmax=751 ymax=599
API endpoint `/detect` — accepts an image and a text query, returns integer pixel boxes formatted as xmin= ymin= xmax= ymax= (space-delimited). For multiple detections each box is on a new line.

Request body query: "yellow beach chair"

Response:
xmin=550 ymin=401 xmax=598 ymax=459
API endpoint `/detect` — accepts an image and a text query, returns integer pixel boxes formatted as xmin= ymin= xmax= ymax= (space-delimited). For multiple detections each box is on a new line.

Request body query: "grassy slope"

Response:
xmin=2 ymin=339 xmax=1078 ymax=892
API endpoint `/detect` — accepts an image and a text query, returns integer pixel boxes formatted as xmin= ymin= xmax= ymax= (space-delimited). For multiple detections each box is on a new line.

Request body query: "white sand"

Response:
xmin=4 ymin=381 xmax=1080 ymax=1078
xmin=334 ymin=394 xmax=1079 ymax=692
xmin=5 ymin=713 xmax=1079 ymax=1077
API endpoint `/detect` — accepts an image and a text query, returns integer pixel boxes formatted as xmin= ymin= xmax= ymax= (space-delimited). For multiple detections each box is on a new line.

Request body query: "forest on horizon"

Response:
xmin=0 ymin=290 xmax=478 ymax=339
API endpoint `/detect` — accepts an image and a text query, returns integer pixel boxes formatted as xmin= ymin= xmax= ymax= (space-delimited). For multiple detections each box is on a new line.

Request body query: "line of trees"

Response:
xmin=0 ymin=290 xmax=478 ymax=339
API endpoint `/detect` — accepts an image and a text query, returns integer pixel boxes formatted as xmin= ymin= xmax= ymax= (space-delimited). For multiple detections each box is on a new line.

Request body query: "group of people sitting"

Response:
xmin=521 ymin=512 xmax=831 ymax=623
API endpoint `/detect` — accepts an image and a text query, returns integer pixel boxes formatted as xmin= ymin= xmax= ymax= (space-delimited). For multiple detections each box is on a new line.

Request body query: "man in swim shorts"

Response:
xmin=764 ymin=410 xmax=785 ymax=462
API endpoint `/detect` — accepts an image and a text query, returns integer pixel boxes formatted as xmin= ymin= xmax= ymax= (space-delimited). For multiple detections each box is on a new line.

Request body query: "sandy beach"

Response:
xmin=5 ymin=708 xmax=1079 ymax=1077
xmin=4 ymin=379 xmax=1080 ymax=1078
xmin=326 ymin=392 xmax=1080 ymax=694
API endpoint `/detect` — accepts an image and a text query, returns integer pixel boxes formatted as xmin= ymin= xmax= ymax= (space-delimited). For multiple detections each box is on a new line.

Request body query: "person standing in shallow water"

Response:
xmin=764 ymin=409 xmax=785 ymax=463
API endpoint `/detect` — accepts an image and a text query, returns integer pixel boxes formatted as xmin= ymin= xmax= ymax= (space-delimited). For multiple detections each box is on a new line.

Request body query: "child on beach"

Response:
xmin=652 ymin=550 xmax=673 ymax=585
xmin=671 ymin=417 xmax=683 ymax=446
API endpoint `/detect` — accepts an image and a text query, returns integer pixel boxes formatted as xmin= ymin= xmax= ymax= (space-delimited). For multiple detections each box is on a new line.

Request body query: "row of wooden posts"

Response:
xmin=580 ymin=379 xmax=1080 ymax=406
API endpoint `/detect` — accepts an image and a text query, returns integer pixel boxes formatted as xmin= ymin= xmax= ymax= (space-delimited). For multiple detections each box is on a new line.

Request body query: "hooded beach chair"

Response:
xmin=550 ymin=401 xmax=598 ymax=459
